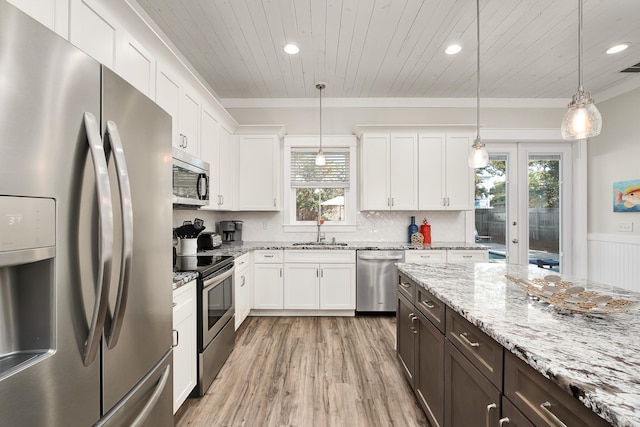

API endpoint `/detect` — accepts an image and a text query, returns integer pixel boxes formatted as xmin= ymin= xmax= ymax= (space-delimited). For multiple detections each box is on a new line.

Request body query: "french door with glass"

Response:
xmin=474 ymin=143 xmax=572 ymax=273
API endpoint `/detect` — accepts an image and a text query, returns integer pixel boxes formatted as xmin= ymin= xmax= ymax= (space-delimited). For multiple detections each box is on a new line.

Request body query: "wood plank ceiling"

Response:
xmin=134 ymin=0 xmax=640 ymax=100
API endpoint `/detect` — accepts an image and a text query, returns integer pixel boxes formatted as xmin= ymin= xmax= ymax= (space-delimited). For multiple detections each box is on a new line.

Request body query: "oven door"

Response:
xmin=201 ymin=266 xmax=234 ymax=348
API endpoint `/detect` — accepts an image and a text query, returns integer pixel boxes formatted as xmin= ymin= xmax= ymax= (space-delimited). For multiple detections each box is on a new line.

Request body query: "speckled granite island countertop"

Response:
xmin=396 ymin=262 xmax=640 ymax=427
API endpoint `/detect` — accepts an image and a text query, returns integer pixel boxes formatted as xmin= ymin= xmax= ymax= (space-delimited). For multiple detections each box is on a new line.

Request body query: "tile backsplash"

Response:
xmin=174 ymin=208 xmax=469 ymax=243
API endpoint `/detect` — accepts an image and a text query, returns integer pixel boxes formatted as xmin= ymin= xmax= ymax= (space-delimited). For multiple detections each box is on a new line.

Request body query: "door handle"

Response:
xmin=82 ymin=112 xmax=113 ymax=367
xmin=459 ymin=331 xmax=480 ymax=348
xmin=486 ymin=403 xmax=497 ymax=427
xmin=172 ymin=330 xmax=179 ymax=348
xmin=512 ymin=238 xmax=519 ymax=244
xmin=131 ymin=365 xmax=171 ymax=427
xmin=104 ymin=120 xmax=133 ymax=350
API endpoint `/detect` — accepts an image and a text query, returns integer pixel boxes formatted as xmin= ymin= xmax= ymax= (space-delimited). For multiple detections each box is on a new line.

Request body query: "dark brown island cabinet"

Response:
xmin=396 ymin=272 xmax=612 ymax=427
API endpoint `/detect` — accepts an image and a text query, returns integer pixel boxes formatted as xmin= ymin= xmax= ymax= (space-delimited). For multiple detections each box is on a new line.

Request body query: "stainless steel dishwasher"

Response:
xmin=356 ymin=250 xmax=405 ymax=312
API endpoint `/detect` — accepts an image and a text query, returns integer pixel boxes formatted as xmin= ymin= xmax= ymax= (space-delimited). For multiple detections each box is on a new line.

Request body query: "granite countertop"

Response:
xmin=396 ymin=262 xmax=640 ymax=427
xmin=197 ymin=241 xmax=488 ymax=252
xmin=172 ymin=271 xmax=198 ymax=290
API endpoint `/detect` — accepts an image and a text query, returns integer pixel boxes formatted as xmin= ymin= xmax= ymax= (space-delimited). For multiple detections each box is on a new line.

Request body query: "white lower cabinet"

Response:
xmin=253 ymin=250 xmax=284 ymax=310
xmin=283 ymin=250 xmax=356 ymax=311
xmin=172 ymin=279 xmax=197 ymax=414
xmin=234 ymin=253 xmax=252 ymax=329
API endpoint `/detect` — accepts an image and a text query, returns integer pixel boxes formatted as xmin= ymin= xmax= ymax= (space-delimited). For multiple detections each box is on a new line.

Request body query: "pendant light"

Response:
xmin=315 ymin=82 xmax=326 ymax=166
xmin=561 ymin=0 xmax=602 ymax=140
xmin=468 ymin=0 xmax=489 ymax=168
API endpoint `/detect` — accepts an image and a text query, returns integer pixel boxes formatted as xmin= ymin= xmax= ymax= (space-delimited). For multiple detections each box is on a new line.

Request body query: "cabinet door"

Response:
xmin=418 ymin=133 xmax=446 ymax=210
xmin=389 ymin=134 xmax=418 ymax=210
xmin=284 ymin=264 xmax=319 ymax=309
xmin=360 ymin=134 xmax=390 ymax=210
xmin=444 ymin=341 xmax=501 ymax=427
xmin=397 ymin=293 xmax=416 ymax=387
xmin=234 ymin=265 xmax=250 ymax=330
xmin=253 ymin=264 xmax=283 ymax=309
xmin=218 ymin=127 xmax=235 ymax=210
xmin=200 ymin=106 xmax=220 ymax=209
xmin=8 ymin=0 xmax=67 ymax=36
xmin=69 ymin=0 xmax=117 ymax=68
xmin=237 ymin=135 xmax=279 ymax=210
xmin=155 ymin=66 xmax=180 ymax=149
xmin=445 ymin=133 xmax=474 ymax=210
xmin=319 ymin=263 xmax=355 ymax=310
xmin=179 ymin=89 xmax=200 ymax=157
xmin=172 ymin=281 xmax=197 ymax=414
xmin=118 ymin=33 xmax=155 ymax=98
xmin=415 ymin=311 xmax=444 ymax=427
xmin=501 ymin=397 xmax=535 ymax=427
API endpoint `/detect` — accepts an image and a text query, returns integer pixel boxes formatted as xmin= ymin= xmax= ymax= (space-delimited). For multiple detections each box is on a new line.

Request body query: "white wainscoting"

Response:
xmin=588 ymin=234 xmax=640 ymax=293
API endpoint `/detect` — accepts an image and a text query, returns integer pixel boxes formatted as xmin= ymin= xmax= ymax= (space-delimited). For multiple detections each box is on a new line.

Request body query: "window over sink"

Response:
xmin=283 ymin=136 xmax=357 ymax=232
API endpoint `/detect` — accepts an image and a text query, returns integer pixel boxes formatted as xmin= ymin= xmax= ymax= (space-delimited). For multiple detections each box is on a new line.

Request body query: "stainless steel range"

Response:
xmin=174 ymin=255 xmax=235 ymax=396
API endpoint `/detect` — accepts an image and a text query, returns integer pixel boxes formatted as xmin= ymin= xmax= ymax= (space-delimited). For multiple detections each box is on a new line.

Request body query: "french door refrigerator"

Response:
xmin=0 ymin=2 xmax=173 ymax=425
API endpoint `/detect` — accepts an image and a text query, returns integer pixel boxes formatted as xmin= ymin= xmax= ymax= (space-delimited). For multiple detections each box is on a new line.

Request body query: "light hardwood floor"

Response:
xmin=175 ymin=316 xmax=429 ymax=427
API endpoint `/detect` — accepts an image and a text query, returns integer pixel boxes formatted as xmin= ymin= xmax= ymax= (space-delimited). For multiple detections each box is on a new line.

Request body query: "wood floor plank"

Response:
xmin=175 ymin=316 xmax=429 ymax=427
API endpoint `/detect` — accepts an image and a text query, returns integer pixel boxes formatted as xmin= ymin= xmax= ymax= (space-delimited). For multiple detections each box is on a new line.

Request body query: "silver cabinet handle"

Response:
xmin=320 ymin=268 xmax=324 ymax=278
xmin=273 ymin=198 xmax=276 ymax=207
xmin=459 ymin=331 xmax=480 ymax=348
xmin=172 ymin=330 xmax=179 ymax=348
xmin=486 ymin=403 xmax=497 ymax=427
xmin=391 ymin=197 xmax=394 ymax=207
xmin=462 ymin=255 xmax=473 ymax=258
xmin=241 ymin=275 xmax=246 ymax=286
xmin=422 ymin=300 xmax=436 ymax=309
xmin=316 ymin=268 xmax=319 ymax=277
xmin=540 ymin=401 xmax=568 ymax=427
xmin=179 ymin=133 xmax=185 ymax=148
xmin=104 ymin=120 xmax=133 ymax=350
xmin=447 ymin=197 xmax=450 ymax=206
xmin=499 ymin=418 xmax=510 ymax=426
xmin=264 ymin=254 xmax=274 ymax=258
xmin=82 ymin=112 xmax=113 ymax=367
xmin=399 ymin=282 xmax=411 ymax=288
xmin=172 ymin=302 xmax=177 ymax=307
xmin=409 ymin=314 xmax=418 ymax=334
xmin=443 ymin=198 xmax=446 ymax=206
xmin=220 ymin=195 xmax=224 ymax=206
xmin=280 ymin=268 xmax=283 ymax=278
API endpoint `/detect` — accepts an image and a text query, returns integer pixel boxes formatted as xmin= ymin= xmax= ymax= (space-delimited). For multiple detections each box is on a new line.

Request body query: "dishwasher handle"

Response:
xmin=358 ymin=255 xmax=404 ymax=261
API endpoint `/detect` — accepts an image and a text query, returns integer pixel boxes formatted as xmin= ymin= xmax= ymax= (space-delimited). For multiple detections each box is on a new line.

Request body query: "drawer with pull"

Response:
xmin=447 ymin=250 xmax=489 ymax=263
xmin=415 ymin=286 xmax=445 ymax=333
xmin=397 ymin=273 xmax=415 ymax=301
xmin=404 ymin=250 xmax=446 ymax=264
xmin=446 ymin=309 xmax=503 ymax=388
xmin=253 ymin=250 xmax=283 ymax=263
xmin=504 ymin=351 xmax=611 ymax=427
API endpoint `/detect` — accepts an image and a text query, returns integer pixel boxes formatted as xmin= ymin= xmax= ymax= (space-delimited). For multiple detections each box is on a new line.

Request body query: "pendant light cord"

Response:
xmin=476 ymin=0 xmax=480 ymax=143
xmin=319 ymin=85 xmax=322 ymax=151
xmin=577 ymin=0 xmax=583 ymax=92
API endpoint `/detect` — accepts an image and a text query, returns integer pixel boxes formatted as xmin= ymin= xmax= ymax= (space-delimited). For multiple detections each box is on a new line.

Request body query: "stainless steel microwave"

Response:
xmin=172 ymin=147 xmax=210 ymax=206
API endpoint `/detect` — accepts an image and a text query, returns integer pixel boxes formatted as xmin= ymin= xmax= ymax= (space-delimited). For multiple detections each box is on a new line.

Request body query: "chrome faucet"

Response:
xmin=317 ymin=203 xmax=325 ymax=242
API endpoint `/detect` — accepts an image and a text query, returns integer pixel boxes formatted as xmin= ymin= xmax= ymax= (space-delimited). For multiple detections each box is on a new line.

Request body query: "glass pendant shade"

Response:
xmin=315 ymin=149 xmax=326 ymax=166
xmin=468 ymin=140 xmax=489 ymax=168
xmin=560 ymin=91 xmax=602 ymax=140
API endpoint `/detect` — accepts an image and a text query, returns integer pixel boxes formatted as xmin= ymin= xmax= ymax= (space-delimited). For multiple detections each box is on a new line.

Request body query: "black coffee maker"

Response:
xmin=219 ymin=220 xmax=243 ymax=244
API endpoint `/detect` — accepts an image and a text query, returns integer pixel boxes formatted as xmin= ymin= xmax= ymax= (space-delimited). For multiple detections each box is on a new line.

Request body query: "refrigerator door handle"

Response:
xmin=104 ymin=120 xmax=133 ymax=349
xmin=82 ymin=112 xmax=114 ymax=366
xmin=130 ymin=365 xmax=171 ymax=427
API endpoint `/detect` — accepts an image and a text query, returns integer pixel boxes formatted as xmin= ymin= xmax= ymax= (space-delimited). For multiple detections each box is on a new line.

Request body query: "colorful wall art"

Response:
xmin=613 ymin=179 xmax=640 ymax=212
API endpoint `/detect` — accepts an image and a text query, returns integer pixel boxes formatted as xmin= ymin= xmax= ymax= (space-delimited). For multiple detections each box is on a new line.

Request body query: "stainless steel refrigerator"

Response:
xmin=0 ymin=2 xmax=173 ymax=425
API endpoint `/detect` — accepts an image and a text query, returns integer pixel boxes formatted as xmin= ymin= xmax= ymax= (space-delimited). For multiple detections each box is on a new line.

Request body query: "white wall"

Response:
xmin=587 ymin=87 xmax=640 ymax=291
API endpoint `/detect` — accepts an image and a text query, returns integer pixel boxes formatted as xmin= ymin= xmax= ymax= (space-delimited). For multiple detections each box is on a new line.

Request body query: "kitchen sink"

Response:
xmin=292 ymin=242 xmax=348 ymax=246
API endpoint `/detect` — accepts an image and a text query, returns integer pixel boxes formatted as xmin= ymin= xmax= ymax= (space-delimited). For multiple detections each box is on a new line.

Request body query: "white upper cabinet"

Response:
xmin=218 ymin=127 xmax=235 ymax=210
xmin=8 ymin=0 xmax=68 ymax=37
xmin=179 ymin=87 xmax=200 ymax=157
xmin=237 ymin=134 xmax=281 ymax=211
xmin=418 ymin=132 xmax=474 ymax=211
xmin=360 ymin=133 xmax=418 ymax=211
xmin=200 ymin=107 xmax=234 ymax=210
xmin=117 ymin=32 xmax=156 ymax=99
xmin=155 ymin=65 xmax=180 ymax=149
xmin=69 ymin=0 xmax=117 ymax=69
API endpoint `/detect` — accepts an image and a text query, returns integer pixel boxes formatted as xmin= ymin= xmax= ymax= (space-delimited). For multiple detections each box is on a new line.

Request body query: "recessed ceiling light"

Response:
xmin=284 ymin=43 xmax=299 ymax=54
xmin=606 ymin=43 xmax=629 ymax=54
xmin=445 ymin=44 xmax=462 ymax=55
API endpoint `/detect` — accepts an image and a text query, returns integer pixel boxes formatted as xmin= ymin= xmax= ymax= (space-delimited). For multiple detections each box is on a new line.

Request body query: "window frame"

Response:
xmin=283 ymin=135 xmax=357 ymax=232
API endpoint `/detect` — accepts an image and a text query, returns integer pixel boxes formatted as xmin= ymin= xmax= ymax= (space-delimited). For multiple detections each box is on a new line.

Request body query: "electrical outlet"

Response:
xmin=617 ymin=222 xmax=633 ymax=232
